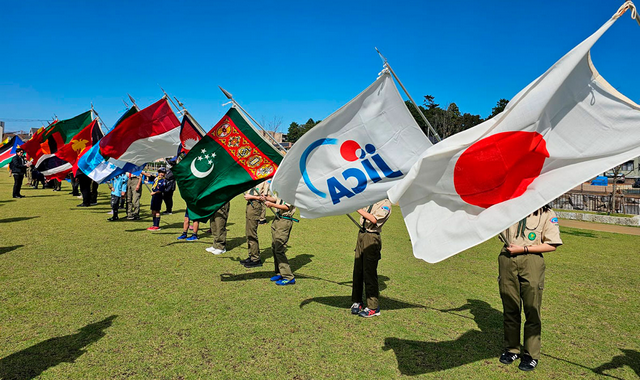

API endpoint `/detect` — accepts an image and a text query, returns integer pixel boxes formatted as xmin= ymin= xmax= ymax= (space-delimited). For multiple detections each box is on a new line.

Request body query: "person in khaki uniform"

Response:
xmin=241 ymin=180 xmax=270 ymax=267
xmin=206 ymin=201 xmax=231 ymax=255
xmin=262 ymin=195 xmax=297 ymax=285
xmin=126 ymin=173 xmax=143 ymax=220
xmin=351 ymin=199 xmax=392 ymax=318
xmin=497 ymin=205 xmax=562 ymax=372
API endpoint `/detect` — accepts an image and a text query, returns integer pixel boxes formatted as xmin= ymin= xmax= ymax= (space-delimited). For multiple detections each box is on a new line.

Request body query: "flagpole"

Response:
xmin=90 ymin=105 xmax=108 ymax=135
xmin=128 ymin=94 xmax=139 ymax=110
xmin=160 ymin=87 xmax=185 ymax=117
xmin=218 ymin=86 xmax=288 ymax=155
xmin=375 ymin=48 xmax=441 ymax=142
xmin=346 ymin=214 xmax=364 ymax=231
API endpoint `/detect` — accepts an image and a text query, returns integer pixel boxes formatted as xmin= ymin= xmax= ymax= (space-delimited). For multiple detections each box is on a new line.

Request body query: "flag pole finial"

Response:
xmin=128 ymin=94 xmax=138 ymax=109
xmin=219 ymin=86 xmax=234 ymax=100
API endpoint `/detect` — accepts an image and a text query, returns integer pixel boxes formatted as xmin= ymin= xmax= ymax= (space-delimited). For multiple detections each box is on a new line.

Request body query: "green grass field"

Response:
xmin=1 ymin=175 xmax=639 ymax=379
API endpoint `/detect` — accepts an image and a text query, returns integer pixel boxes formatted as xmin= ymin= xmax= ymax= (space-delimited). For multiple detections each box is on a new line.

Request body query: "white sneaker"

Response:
xmin=205 ymin=246 xmax=217 ymax=253
xmin=214 ymin=249 xmax=226 ymax=255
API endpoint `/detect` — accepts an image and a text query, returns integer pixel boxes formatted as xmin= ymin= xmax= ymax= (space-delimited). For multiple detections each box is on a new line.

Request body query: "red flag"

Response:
xmin=55 ymin=119 xmax=103 ymax=176
xmin=21 ymin=122 xmax=56 ymax=162
xmin=99 ymin=98 xmax=180 ymax=161
xmin=179 ymin=112 xmax=205 ymax=155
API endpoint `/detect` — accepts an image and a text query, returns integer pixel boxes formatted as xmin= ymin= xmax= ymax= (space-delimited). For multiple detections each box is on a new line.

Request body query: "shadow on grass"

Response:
xmin=0 ymin=245 xmax=24 ymax=255
xmin=0 ymin=216 xmax=40 ymax=224
xmin=219 ymin=253 xmax=314 ymax=281
xmin=300 ymin=294 xmax=423 ymax=311
xmin=591 ymin=349 xmax=640 ymax=379
xmin=383 ymin=299 xmax=502 ymax=375
xmin=0 ymin=315 xmax=117 ymax=380
xmin=20 ymin=195 xmax=54 ymax=198
xmin=562 ymin=229 xmax=598 ymax=238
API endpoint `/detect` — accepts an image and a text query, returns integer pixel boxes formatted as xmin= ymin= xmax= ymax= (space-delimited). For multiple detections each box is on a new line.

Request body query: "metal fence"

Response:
xmin=550 ymin=192 xmax=640 ymax=215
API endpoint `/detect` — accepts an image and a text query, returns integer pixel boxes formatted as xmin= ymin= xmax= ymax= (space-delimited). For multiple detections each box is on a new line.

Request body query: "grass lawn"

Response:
xmin=1 ymin=175 xmax=639 ymax=379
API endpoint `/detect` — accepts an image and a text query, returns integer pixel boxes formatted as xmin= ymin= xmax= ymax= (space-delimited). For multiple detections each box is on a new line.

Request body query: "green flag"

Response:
xmin=173 ymin=108 xmax=283 ymax=220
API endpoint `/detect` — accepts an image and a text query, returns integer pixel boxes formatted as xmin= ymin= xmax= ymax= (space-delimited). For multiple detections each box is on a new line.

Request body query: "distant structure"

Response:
xmin=258 ymin=130 xmax=292 ymax=150
xmin=0 ymin=121 xmax=4 ymax=141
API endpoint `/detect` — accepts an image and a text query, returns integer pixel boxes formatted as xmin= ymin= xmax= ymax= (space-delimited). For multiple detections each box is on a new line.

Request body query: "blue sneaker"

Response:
xmin=270 ymin=274 xmax=283 ymax=282
xmin=177 ymin=233 xmax=188 ymax=240
xmin=358 ymin=307 xmax=380 ymax=318
xmin=275 ymin=278 xmax=295 ymax=286
xmin=186 ymin=234 xmax=199 ymax=241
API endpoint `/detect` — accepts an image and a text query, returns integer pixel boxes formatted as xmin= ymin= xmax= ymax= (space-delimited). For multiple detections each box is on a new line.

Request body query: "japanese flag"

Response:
xmin=388 ymin=4 xmax=640 ymax=263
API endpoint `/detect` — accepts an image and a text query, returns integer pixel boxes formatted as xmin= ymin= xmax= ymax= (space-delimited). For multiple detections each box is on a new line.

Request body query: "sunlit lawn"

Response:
xmin=1 ymin=175 xmax=639 ymax=379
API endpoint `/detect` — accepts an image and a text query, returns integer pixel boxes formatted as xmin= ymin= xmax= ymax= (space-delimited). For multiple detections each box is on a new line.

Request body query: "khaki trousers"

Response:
xmin=246 ymin=201 xmax=263 ymax=261
xmin=126 ymin=177 xmax=142 ymax=218
xmin=271 ymin=218 xmax=294 ymax=280
xmin=210 ymin=202 xmax=230 ymax=250
xmin=352 ymin=231 xmax=381 ymax=310
xmin=498 ymin=252 xmax=545 ymax=360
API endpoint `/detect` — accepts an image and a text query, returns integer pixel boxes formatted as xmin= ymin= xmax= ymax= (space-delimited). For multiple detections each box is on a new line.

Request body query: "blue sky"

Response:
xmin=2 ymin=0 xmax=639 ymax=134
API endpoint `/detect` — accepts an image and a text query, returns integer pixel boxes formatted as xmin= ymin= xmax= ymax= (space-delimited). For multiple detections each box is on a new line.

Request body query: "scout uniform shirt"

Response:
xmin=246 ymin=180 xmax=270 ymax=199
xmin=271 ymin=196 xmax=296 ymax=219
xmin=500 ymin=209 xmax=563 ymax=253
xmin=360 ymin=199 xmax=392 ymax=233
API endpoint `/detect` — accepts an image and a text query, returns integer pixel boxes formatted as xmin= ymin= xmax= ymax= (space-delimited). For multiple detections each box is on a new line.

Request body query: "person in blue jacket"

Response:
xmin=107 ymin=174 xmax=128 ymax=221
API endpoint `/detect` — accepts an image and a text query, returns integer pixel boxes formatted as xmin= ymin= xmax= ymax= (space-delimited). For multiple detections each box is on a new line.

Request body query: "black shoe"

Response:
xmin=132 ymin=216 xmax=140 ymax=220
xmin=243 ymin=260 xmax=263 ymax=268
xmin=239 ymin=257 xmax=252 ymax=264
xmin=518 ymin=355 xmax=538 ymax=371
xmin=90 ymin=202 xmax=98 ymax=206
xmin=107 ymin=217 xmax=119 ymax=221
xmin=499 ymin=351 xmax=519 ymax=365
xmin=77 ymin=203 xmax=89 ymax=207
xmin=18 ymin=195 xmax=25 ymax=198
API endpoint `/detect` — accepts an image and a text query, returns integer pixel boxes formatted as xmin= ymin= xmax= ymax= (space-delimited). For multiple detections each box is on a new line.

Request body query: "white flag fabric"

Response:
xmin=271 ymin=71 xmax=432 ymax=218
xmin=388 ymin=7 xmax=640 ymax=263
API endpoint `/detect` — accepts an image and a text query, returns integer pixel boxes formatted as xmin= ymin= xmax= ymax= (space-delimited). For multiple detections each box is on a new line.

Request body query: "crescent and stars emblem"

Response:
xmin=191 ymin=147 xmax=216 ymax=178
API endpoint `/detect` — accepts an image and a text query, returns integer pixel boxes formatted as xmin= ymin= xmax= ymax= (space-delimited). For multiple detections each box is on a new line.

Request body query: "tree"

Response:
xmin=487 ymin=99 xmax=509 ymax=120
xmin=260 ymin=115 xmax=283 ymax=134
xmin=287 ymin=118 xmax=321 ymax=144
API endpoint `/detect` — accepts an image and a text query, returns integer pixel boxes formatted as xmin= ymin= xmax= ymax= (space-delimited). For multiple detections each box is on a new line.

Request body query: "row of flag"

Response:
xmin=13 ymin=3 xmax=640 ymax=264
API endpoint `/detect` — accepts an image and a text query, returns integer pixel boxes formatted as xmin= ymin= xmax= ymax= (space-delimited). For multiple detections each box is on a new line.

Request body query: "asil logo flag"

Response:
xmin=271 ymin=71 xmax=432 ymax=218
xmin=388 ymin=3 xmax=640 ymax=263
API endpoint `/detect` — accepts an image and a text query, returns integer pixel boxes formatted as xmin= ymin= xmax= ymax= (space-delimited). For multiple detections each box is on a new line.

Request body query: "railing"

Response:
xmin=550 ymin=192 xmax=640 ymax=215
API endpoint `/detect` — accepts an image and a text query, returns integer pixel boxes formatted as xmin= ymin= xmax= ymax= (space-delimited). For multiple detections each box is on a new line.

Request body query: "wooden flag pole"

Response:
xmin=218 ymin=86 xmax=288 ymax=155
xmin=375 ymin=48 xmax=441 ymax=142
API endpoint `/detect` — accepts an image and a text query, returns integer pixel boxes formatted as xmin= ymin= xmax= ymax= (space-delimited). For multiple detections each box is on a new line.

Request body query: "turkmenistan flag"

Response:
xmin=36 ymin=110 xmax=93 ymax=166
xmin=173 ymin=107 xmax=284 ymax=220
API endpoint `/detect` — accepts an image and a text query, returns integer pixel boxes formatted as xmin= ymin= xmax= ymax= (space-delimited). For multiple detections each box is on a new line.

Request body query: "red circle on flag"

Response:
xmin=453 ymin=131 xmax=549 ymax=209
xmin=340 ymin=140 xmax=362 ymax=162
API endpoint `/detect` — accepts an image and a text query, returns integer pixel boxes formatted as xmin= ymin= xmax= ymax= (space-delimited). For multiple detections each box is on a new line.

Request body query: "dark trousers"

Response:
xmin=72 ymin=175 xmax=80 ymax=195
xmin=78 ymin=175 xmax=92 ymax=206
xmin=110 ymin=195 xmax=121 ymax=219
xmin=13 ymin=174 xmax=24 ymax=197
xmin=90 ymin=181 xmax=99 ymax=204
xmin=163 ymin=190 xmax=174 ymax=213
xmin=352 ymin=231 xmax=381 ymax=310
